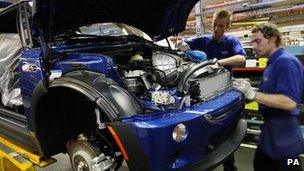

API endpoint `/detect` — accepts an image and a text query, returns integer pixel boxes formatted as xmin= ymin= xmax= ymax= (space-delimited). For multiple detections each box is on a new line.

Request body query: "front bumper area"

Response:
xmin=109 ymin=90 xmax=247 ymax=171
xmin=179 ymin=118 xmax=247 ymax=171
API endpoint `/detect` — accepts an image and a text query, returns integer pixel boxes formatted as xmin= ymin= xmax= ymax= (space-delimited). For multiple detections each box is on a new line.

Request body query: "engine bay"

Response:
xmin=52 ymin=40 xmax=232 ymax=112
xmin=114 ymin=49 xmax=232 ymax=112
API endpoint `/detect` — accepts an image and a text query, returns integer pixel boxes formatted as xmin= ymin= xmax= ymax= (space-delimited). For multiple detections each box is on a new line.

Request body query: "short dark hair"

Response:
xmin=251 ymin=23 xmax=282 ymax=47
xmin=213 ymin=9 xmax=232 ymax=26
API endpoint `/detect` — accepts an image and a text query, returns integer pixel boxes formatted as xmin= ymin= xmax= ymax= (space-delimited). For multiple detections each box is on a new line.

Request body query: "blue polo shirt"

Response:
xmin=185 ymin=35 xmax=246 ymax=71
xmin=258 ymin=48 xmax=304 ymax=159
xmin=259 ymin=48 xmax=303 ymax=116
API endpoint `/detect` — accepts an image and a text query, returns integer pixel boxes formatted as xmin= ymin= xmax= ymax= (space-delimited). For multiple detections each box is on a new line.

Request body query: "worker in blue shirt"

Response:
xmin=178 ymin=10 xmax=246 ymax=72
xmin=233 ymin=23 xmax=304 ymax=171
xmin=178 ymin=9 xmax=246 ymax=171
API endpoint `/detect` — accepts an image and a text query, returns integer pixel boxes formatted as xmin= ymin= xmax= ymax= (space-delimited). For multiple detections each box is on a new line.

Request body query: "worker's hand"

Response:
xmin=232 ymin=78 xmax=256 ymax=101
xmin=176 ymin=41 xmax=190 ymax=52
xmin=210 ymin=61 xmax=221 ymax=69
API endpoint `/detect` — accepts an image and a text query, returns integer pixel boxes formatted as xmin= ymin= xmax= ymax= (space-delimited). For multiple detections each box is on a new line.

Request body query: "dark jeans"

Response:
xmin=223 ymin=155 xmax=237 ymax=171
xmin=254 ymin=148 xmax=302 ymax=171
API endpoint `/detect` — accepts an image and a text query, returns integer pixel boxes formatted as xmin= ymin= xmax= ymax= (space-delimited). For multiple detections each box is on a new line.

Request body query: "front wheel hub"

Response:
xmin=69 ymin=140 xmax=115 ymax=171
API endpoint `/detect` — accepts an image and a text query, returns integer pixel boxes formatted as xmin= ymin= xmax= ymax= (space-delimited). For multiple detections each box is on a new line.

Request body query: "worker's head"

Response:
xmin=251 ymin=23 xmax=282 ymax=56
xmin=212 ymin=9 xmax=232 ymax=42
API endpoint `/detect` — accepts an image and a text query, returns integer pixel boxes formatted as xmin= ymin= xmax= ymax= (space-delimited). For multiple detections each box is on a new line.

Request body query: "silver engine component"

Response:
xmin=197 ymin=71 xmax=231 ymax=100
xmin=152 ymin=52 xmax=183 ymax=86
xmin=95 ymin=108 xmax=106 ymax=129
xmin=124 ymin=70 xmax=146 ymax=77
xmin=152 ymin=52 xmax=180 ymax=75
xmin=151 ymin=91 xmax=175 ymax=105
xmin=124 ymin=70 xmax=151 ymax=92
xmin=92 ymin=153 xmax=114 ymax=171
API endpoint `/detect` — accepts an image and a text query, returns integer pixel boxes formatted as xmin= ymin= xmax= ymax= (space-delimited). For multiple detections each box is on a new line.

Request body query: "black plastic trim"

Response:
xmin=31 ymin=71 xmax=143 ymax=146
xmin=0 ymin=106 xmax=27 ymax=123
xmin=0 ymin=115 xmax=43 ymax=156
xmin=109 ymin=122 xmax=151 ymax=171
xmin=178 ymin=119 xmax=247 ymax=171
xmin=48 ymin=71 xmax=143 ymax=119
xmin=30 ymin=81 xmax=47 ymax=130
xmin=204 ymin=98 xmax=244 ymax=123
xmin=0 ymin=1 xmax=25 ymax=33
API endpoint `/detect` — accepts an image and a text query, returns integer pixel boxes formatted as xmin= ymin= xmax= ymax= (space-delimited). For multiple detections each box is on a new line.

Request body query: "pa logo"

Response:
xmin=287 ymin=158 xmax=300 ymax=166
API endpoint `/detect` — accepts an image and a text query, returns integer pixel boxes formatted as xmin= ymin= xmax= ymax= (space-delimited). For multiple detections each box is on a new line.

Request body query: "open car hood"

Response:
xmin=0 ymin=1 xmax=12 ymax=8
xmin=0 ymin=1 xmax=20 ymax=33
xmin=34 ymin=0 xmax=199 ymax=41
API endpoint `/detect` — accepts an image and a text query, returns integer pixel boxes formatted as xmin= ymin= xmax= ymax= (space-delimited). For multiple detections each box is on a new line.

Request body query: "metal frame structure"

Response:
xmin=0 ymin=135 xmax=55 ymax=171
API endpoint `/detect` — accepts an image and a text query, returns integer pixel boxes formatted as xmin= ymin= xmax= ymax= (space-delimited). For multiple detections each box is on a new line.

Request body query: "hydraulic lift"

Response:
xmin=0 ymin=135 xmax=55 ymax=171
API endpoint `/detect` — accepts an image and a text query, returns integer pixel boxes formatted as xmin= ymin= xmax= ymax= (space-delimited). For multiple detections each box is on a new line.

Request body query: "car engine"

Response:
xmin=120 ymin=51 xmax=231 ymax=111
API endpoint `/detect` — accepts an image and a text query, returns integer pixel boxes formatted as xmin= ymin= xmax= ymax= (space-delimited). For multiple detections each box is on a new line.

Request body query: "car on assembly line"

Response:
xmin=0 ymin=0 xmax=247 ymax=171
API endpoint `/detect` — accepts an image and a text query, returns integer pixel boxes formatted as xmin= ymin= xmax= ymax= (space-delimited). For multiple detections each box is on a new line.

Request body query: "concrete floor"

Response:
xmin=37 ymin=146 xmax=255 ymax=171
xmin=1 ymin=144 xmax=303 ymax=171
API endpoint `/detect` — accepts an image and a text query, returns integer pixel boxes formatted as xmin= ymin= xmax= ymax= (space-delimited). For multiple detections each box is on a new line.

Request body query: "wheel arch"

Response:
xmin=30 ymin=70 xmax=143 ymax=157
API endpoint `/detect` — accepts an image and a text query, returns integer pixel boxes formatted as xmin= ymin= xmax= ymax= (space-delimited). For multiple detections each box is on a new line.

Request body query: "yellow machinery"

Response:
xmin=0 ymin=136 xmax=55 ymax=171
xmin=0 ymin=150 xmax=35 ymax=171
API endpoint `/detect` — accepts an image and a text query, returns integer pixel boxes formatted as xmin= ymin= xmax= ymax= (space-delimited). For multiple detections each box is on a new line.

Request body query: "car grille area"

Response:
xmin=198 ymin=71 xmax=231 ymax=100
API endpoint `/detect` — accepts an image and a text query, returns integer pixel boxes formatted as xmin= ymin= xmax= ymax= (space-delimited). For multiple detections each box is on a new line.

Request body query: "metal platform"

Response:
xmin=0 ymin=135 xmax=55 ymax=171
xmin=0 ymin=149 xmax=36 ymax=171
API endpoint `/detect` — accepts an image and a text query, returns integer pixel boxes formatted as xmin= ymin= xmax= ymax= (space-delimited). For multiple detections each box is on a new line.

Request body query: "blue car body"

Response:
xmin=0 ymin=1 xmax=247 ymax=170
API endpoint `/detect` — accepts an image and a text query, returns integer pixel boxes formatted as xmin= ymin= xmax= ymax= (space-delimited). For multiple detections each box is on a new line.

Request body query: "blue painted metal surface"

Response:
xmin=52 ymin=52 xmax=123 ymax=85
xmin=123 ymin=90 xmax=243 ymax=170
xmin=53 ymin=53 xmax=108 ymax=74
xmin=19 ymin=49 xmax=44 ymax=120
xmin=19 ymin=49 xmax=124 ymax=118
xmin=17 ymin=43 xmax=245 ymax=170
xmin=1 ymin=1 xmax=247 ymax=169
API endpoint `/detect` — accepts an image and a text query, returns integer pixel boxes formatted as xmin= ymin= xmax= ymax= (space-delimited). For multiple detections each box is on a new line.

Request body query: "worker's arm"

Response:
xmin=254 ymin=92 xmax=297 ymax=111
xmin=233 ymin=78 xmax=298 ymax=112
xmin=218 ymin=54 xmax=246 ymax=67
xmin=218 ymin=36 xmax=247 ymax=67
